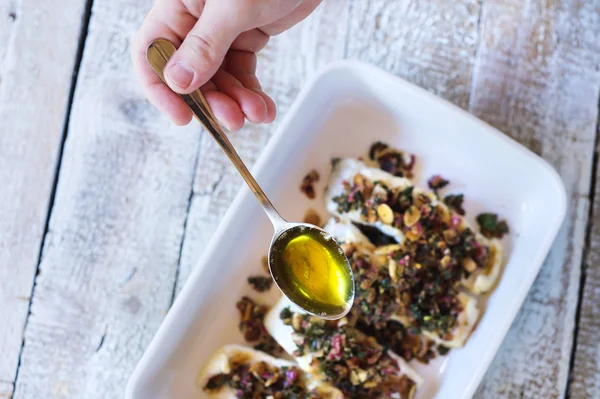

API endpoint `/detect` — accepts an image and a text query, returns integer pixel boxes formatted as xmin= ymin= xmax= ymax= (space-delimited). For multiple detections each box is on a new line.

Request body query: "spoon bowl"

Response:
xmin=269 ymin=223 xmax=354 ymax=319
xmin=146 ymin=39 xmax=355 ymax=319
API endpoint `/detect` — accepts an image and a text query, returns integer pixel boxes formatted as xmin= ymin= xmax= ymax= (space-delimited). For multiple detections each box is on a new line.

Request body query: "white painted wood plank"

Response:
xmin=468 ymin=1 xmax=600 ymax=398
xmin=10 ymin=0 xmax=201 ymax=398
xmin=176 ymin=0 xmax=354 ymax=292
xmin=570 ymin=153 xmax=600 ymax=397
xmin=0 ymin=0 xmax=88 ymax=396
xmin=345 ymin=0 xmax=481 ymax=109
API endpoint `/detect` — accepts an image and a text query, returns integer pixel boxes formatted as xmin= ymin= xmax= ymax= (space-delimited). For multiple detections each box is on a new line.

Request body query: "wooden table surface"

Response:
xmin=1 ymin=0 xmax=599 ymax=398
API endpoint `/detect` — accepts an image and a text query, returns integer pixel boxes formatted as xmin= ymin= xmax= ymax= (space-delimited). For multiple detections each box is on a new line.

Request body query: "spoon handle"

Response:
xmin=147 ymin=39 xmax=283 ymax=227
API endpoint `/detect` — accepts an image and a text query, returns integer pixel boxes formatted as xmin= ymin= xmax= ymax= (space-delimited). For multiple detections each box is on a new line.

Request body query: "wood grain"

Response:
xmin=570 ymin=143 xmax=600 ymax=398
xmin=345 ymin=0 xmax=481 ymax=109
xmin=469 ymin=1 xmax=600 ymax=398
xmin=0 ymin=0 xmax=89 ymax=396
xmin=176 ymin=0 xmax=354 ymax=292
xmin=10 ymin=0 xmax=201 ymax=398
xmin=570 ymin=17 xmax=600 ymax=390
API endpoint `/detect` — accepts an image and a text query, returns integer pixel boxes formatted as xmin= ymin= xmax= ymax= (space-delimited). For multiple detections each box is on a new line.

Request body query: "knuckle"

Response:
xmin=185 ymin=32 xmax=218 ymax=65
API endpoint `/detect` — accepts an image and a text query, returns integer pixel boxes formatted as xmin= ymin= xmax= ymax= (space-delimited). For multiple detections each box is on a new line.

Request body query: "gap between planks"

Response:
xmin=567 ymin=91 xmax=600 ymax=398
xmin=9 ymin=0 xmax=95 ymax=395
xmin=169 ymin=141 xmax=202 ymax=308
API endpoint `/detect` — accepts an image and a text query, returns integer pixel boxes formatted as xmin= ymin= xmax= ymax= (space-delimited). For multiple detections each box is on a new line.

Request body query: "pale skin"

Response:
xmin=132 ymin=0 xmax=322 ymax=131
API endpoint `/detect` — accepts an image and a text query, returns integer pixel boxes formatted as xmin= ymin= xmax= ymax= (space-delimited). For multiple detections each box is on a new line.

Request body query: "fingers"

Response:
xmin=131 ymin=0 xmax=280 ymax=128
xmin=260 ymin=0 xmax=322 ymax=36
xmin=202 ymin=81 xmax=246 ymax=131
xmin=225 ymin=51 xmax=276 ymax=123
xmin=211 ymin=69 xmax=268 ymax=124
xmin=231 ymin=28 xmax=270 ymax=53
xmin=131 ymin=4 xmax=194 ymax=125
xmin=164 ymin=2 xmax=243 ymax=94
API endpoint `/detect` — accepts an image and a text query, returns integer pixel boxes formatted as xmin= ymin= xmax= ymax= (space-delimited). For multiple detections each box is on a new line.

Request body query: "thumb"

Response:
xmin=164 ymin=3 xmax=241 ymax=94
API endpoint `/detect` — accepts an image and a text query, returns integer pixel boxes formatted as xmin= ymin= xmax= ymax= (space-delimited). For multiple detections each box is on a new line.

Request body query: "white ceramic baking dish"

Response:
xmin=126 ymin=60 xmax=567 ymax=399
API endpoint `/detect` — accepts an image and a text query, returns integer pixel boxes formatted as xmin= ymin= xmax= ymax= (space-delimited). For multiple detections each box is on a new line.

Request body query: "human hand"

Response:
xmin=132 ymin=0 xmax=321 ymax=131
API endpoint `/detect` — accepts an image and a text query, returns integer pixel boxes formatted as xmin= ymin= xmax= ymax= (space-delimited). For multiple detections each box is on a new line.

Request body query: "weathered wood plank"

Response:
xmin=345 ymin=0 xmax=481 ymax=109
xmin=570 ymin=137 xmax=600 ymax=398
xmin=469 ymin=1 xmax=600 ymax=398
xmin=0 ymin=0 xmax=89 ymax=396
xmin=11 ymin=0 xmax=201 ymax=398
xmin=176 ymin=0 xmax=354 ymax=292
xmin=570 ymin=72 xmax=600 ymax=399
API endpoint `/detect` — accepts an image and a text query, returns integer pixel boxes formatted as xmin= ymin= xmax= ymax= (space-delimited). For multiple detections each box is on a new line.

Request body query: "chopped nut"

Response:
xmin=350 ymin=370 xmax=360 ymax=385
xmin=374 ymin=244 xmax=402 ymax=255
xmin=249 ymin=361 xmax=266 ymax=378
xmin=300 ymin=170 xmax=319 ymax=199
xmin=413 ymin=192 xmax=431 ymax=208
xmin=353 ymin=173 xmax=366 ymax=187
xmin=292 ymin=313 xmax=303 ymax=331
xmin=401 ymin=292 xmax=411 ymax=305
xmin=231 ymin=352 xmax=251 ymax=366
xmin=463 ymin=257 xmax=478 ymax=273
xmin=407 ymin=382 xmax=418 ymax=399
xmin=403 ymin=205 xmax=421 ymax=227
xmin=367 ymin=289 xmax=376 ymax=303
xmin=364 ymin=380 xmax=378 ymax=389
xmin=241 ymin=301 xmax=252 ymax=322
xmin=303 ymin=209 xmax=321 ymax=226
xmin=437 ymin=204 xmax=451 ymax=224
xmin=367 ymin=208 xmax=377 ymax=223
xmin=406 ymin=224 xmax=422 ymax=241
xmin=357 ymin=369 xmax=368 ymax=383
xmin=312 ymin=349 xmax=324 ymax=358
xmin=440 ymin=255 xmax=452 ymax=268
xmin=374 ymin=254 xmax=388 ymax=268
xmin=388 ymin=259 xmax=398 ymax=282
xmin=397 ymin=262 xmax=405 ymax=276
xmin=309 ymin=316 xmax=325 ymax=326
xmin=442 ymin=229 xmax=460 ymax=246
xmin=377 ymin=203 xmax=394 ymax=224
xmin=264 ymin=374 xmax=278 ymax=387
xmin=291 ymin=332 xmax=304 ymax=346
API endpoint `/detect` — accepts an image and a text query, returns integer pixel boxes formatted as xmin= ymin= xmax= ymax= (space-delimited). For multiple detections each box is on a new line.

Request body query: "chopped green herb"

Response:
xmin=247 ymin=275 xmax=273 ymax=292
xmin=427 ymin=175 xmax=449 ymax=194
xmin=280 ymin=307 xmax=292 ymax=321
xmin=369 ymin=141 xmax=416 ymax=178
xmin=444 ymin=194 xmax=466 ymax=216
xmin=476 ymin=213 xmax=509 ymax=239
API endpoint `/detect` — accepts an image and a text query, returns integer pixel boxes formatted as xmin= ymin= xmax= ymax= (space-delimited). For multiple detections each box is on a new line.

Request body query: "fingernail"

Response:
xmin=166 ymin=61 xmax=194 ymax=88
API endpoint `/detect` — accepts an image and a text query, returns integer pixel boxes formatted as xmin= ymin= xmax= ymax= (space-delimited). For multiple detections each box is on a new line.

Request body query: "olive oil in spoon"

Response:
xmin=146 ymin=39 xmax=355 ymax=319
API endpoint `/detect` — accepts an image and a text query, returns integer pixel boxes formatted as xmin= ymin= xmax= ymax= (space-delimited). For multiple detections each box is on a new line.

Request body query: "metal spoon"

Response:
xmin=146 ymin=39 xmax=354 ymax=319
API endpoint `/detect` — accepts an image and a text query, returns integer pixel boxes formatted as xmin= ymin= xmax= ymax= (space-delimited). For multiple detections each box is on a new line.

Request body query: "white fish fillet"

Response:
xmin=325 ymin=159 xmax=412 ymax=242
xmin=196 ymin=344 xmax=343 ymax=398
xmin=264 ymin=297 xmax=425 ymax=393
xmin=325 ymin=159 xmax=504 ymax=295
